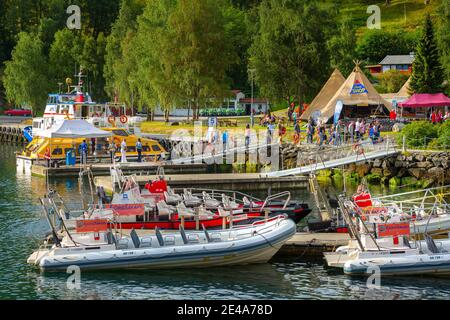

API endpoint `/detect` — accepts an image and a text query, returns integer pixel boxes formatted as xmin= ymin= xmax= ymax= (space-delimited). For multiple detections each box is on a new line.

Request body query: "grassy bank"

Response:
xmin=335 ymin=0 xmax=439 ymax=34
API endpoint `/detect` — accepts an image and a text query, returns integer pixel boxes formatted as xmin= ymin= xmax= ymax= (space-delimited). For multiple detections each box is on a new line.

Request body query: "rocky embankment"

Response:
xmin=280 ymin=143 xmax=450 ymax=187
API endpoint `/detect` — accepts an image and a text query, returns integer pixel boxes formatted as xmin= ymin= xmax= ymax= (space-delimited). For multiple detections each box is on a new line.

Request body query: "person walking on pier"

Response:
xmin=245 ymin=124 xmax=251 ymax=148
xmin=136 ymin=138 xmax=143 ymax=162
xmin=306 ymin=119 xmax=314 ymax=144
xmin=108 ymin=139 xmax=116 ymax=164
xmin=222 ymin=130 xmax=229 ymax=153
xmin=80 ymin=140 xmax=88 ymax=165
xmin=121 ymin=139 xmax=127 ymax=163
xmin=44 ymin=147 xmax=51 ymax=168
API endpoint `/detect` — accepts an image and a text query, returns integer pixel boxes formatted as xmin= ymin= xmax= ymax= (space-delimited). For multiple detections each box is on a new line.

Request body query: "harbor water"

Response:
xmin=2 ymin=144 xmax=450 ymax=300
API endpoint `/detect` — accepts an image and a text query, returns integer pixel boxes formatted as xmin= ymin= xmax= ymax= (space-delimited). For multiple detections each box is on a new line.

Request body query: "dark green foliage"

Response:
xmin=356 ymin=29 xmax=419 ymax=65
xmin=436 ymin=0 xmax=450 ymax=95
xmin=397 ymin=121 xmax=438 ymax=148
xmin=409 ymin=15 xmax=444 ymax=94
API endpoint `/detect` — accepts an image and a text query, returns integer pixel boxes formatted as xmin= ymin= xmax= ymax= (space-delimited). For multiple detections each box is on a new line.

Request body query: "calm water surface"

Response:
xmin=1 ymin=144 xmax=450 ymax=300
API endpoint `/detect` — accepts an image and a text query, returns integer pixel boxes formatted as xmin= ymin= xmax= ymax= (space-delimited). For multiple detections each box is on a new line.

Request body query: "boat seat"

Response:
xmin=140 ymin=237 xmax=152 ymax=248
xmin=165 ymin=191 xmax=182 ymax=205
xmin=106 ymin=231 xmax=117 ymax=245
xmin=157 ymin=201 xmax=173 ymax=219
xmin=403 ymin=236 xmax=411 ymax=248
xmin=130 ymin=229 xmax=141 ymax=248
xmin=222 ymin=194 xmax=239 ymax=211
xmin=179 ymin=225 xmax=189 ymax=245
xmin=155 ymin=227 xmax=164 ymax=247
xmin=197 ymin=206 xmax=214 ymax=219
xmin=218 ymin=207 xmax=230 ymax=217
xmin=202 ymin=224 xmax=211 ymax=243
xmin=202 ymin=192 xmax=221 ymax=209
xmin=116 ymin=238 xmax=129 ymax=250
xmin=242 ymin=196 xmax=253 ymax=208
xmin=166 ymin=187 xmax=183 ymax=204
xmin=164 ymin=235 xmax=176 ymax=246
xmin=183 ymin=189 xmax=202 ymax=207
xmin=425 ymin=234 xmax=440 ymax=254
xmin=177 ymin=203 xmax=195 ymax=217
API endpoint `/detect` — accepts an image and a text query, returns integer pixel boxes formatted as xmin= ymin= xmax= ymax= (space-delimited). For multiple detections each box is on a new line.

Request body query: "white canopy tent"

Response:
xmin=41 ymin=120 xmax=112 ymax=139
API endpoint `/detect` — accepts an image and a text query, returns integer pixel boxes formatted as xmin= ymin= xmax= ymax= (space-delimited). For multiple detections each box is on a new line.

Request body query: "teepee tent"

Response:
xmin=314 ymin=64 xmax=392 ymax=123
xmin=300 ymin=69 xmax=345 ymax=121
xmin=397 ymin=77 xmax=411 ymax=98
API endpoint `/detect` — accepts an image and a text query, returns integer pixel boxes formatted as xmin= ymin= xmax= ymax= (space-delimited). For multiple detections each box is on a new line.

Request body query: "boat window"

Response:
xmin=152 ymin=145 xmax=162 ymax=152
xmin=143 ymin=146 xmax=150 ymax=152
xmin=112 ymin=130 xmax=129 ymax=137
xmin=52 ymin=148 xmax=63 ymax=155
xmin=128 ymin=146 xmax=136 ymax=152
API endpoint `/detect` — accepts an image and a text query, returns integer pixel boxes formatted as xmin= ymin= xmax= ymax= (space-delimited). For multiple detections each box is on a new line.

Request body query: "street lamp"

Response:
xmin=249 ymin=68 xmax=256 ymax=128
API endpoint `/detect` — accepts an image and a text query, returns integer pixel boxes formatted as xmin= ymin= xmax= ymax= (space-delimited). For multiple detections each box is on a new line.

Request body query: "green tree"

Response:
xmin=409 ymin=15 xmax=444 ymax=94
xmin=356 ymin=30 xmax=418 ymax=65
xmin=48 ymin=29 xmax=83 ymax=90
xmin=104 ymin=0 xmax=146 ymax=100
xmin=328 ymin=15 xmax=357 ymax=77
xmin=249 ymin=0 xmax=334 ymax=113
xmin=164 ymin=0 xmax=236 ymax=120
xmin=3 ymin=32 xmax=50 ymax=115
xmin=436 ymin=0 xmax=450 ymax=94
xmin=133 ymin=0 xmax=179 ymax=121
xmin=377 ymin=70 xmax=409 ymax=94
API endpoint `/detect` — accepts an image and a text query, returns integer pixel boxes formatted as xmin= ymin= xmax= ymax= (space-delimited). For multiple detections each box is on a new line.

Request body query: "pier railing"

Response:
xmin=266 ymin=138 xmax=398 ymax=177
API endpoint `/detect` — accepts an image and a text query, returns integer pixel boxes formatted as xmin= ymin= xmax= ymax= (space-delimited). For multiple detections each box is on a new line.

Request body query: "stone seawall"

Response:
xmin=345 ymin=151 xmax=450 ymax=188
xmin=280 ymin=143 xmax=450 ymax=187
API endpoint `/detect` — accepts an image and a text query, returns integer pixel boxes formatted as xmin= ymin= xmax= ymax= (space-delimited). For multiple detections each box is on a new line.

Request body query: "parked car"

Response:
xmin=3 ymin=108 xmax=32 ymax=117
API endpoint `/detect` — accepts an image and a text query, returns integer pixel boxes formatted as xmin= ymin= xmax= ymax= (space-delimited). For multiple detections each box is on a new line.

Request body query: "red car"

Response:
xmin=3 ymin=108 xmax=32 ymax=116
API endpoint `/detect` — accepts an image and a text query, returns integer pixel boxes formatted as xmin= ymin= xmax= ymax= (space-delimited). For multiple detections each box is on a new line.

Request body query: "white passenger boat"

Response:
xmin=27 ymin=215 xmax=296 ymax=271
xmin=324 ymin=232 xmax=450 ymax=269
xmin=342 ymin=235 xmax=450 ymax=276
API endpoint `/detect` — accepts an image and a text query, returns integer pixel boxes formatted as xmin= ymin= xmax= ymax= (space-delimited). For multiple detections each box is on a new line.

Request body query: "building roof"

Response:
xmin=41 ymin=120 xmax=112 ymax=138
xmin=303 ymin=65 xmax=392 ymax=123
xmin=379 ymin=55 xmax=415 ymax=65
xmin=300 ymin=69 xmax=346 ymax=121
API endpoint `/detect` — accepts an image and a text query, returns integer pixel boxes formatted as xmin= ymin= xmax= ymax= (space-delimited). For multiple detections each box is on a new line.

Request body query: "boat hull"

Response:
xmin=37 ymin=219 xmax=296 ymax=271
xmin=344 ymin=255 xmax=450 ymax=276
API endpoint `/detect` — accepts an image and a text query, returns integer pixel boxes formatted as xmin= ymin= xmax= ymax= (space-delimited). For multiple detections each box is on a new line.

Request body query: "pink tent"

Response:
xmin=399 ymin=93 xmax=450 ymax=108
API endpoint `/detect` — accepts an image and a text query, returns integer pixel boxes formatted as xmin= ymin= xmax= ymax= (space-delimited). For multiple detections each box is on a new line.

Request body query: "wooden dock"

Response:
xmin=276 ymin=232 xmax=350 ymax=257
xmin=31 ymin=162 xmax=208 ymax=178
xmin=0 ymin=123 xmax=27 ymax=145
xmin=95 ymin=172 xmax=308 ymax=193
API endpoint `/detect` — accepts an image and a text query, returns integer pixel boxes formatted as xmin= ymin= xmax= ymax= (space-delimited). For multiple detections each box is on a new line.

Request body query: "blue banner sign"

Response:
xmin=350 ymin=80 xmax=368 ymax=95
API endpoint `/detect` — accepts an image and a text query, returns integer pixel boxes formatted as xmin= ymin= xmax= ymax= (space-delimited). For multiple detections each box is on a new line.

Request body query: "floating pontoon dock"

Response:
xmin=94 ymin=172 xmax=308 ymax=192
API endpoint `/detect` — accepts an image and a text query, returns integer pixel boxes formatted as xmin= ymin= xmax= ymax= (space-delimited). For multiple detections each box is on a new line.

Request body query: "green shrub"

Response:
xmin=436 ymin=121 xmax=450 ymax=149
xmin=397 ymin=121 xmax=438 ymax=148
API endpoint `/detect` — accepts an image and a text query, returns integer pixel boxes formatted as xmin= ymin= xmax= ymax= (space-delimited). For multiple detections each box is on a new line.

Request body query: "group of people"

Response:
xmin=302 ymin=118 xmax=383 ymax=146
xmin=430 ymin=110 xmax=450 ymax=124
xmin=79 ymin=137 xmax=144 ymax=165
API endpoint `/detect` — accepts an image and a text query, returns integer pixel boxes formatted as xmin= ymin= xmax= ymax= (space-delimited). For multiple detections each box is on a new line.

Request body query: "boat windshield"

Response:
xmin=112 ymin=130 xmax=129 ymax=137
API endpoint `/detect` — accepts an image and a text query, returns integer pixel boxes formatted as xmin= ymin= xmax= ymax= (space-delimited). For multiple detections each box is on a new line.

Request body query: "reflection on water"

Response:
xmin=2 ymin=144 xmax=450 ymax=300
